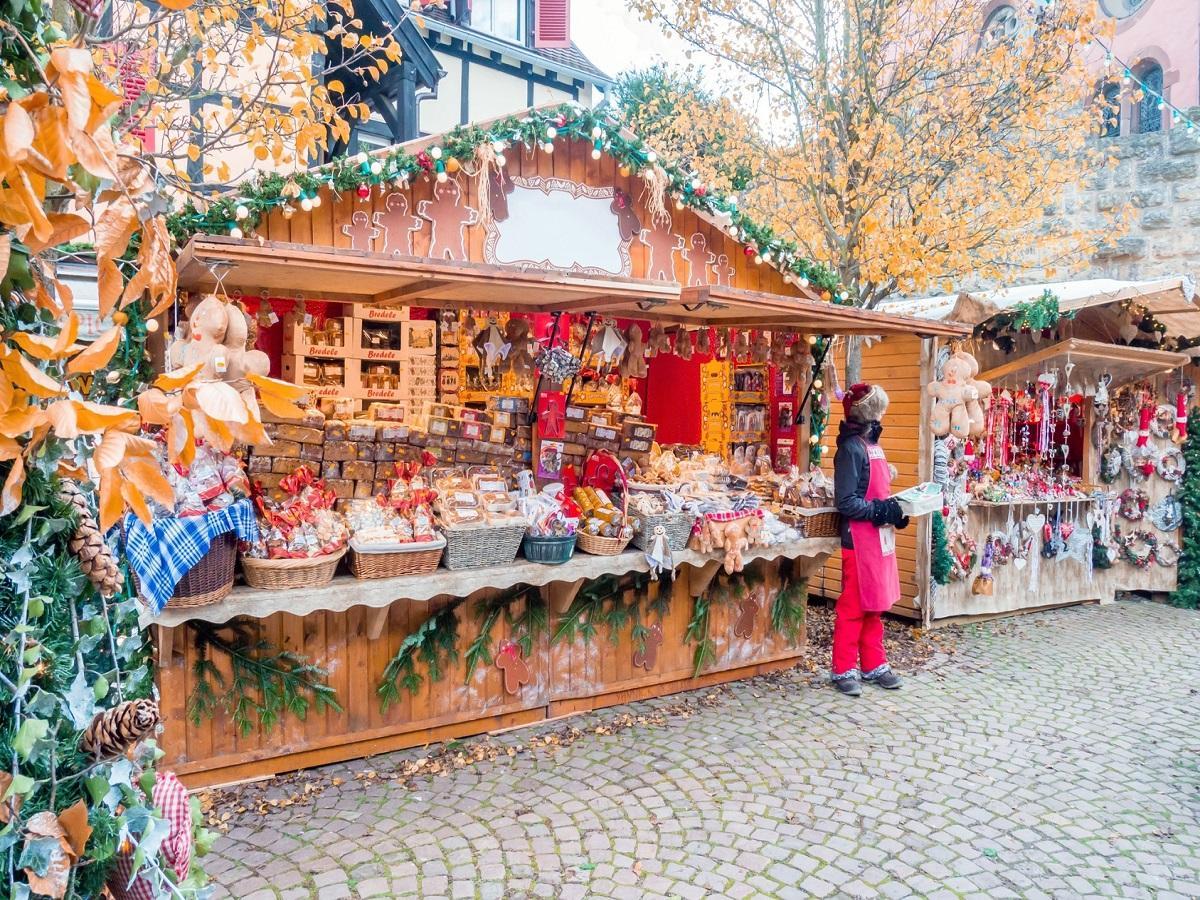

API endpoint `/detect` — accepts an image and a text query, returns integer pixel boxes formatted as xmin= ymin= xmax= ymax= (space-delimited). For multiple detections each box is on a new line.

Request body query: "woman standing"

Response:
xmin=831 ymin=382 xmax=909 ymax=697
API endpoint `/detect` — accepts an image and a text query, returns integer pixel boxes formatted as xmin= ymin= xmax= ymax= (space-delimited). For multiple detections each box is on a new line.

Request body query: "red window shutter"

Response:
xmin=106 ymin=43 xmax=155 ymax=153
xmin=534 ymin=0 xmax=570 ymax=48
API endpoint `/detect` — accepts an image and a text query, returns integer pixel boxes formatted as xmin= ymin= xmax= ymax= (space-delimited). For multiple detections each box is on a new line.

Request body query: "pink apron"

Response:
xmin=847 ymin=438 xmax=901 ymax=613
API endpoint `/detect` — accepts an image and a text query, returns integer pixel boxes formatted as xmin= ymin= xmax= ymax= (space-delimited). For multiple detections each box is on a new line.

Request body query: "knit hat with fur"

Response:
xmin=843 ymin=382 xmax=889 ymax=423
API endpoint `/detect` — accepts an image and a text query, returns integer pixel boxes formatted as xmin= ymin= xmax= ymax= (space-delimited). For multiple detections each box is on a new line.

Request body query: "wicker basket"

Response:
xmin=241 ymin=547 xmax=346 ymax=590
xmin=781 ymin=505 xmax=840 ymax=538
xmin=169 ymin=532 xmax=238 ymax=608
xmin=521 ymin=534 xmax=577 ymax=564
xmin=577 ymin=530 xmax=632 ymax=556
xmin=442 ymin=522 xmax=526 ymax=570
xmin=577 ymin=478 xmax=632 ymax=556
xmin=631 ymin=511 xmax=695 ymax=552
xmin=348 ymin=537 xmax=444 ymax=579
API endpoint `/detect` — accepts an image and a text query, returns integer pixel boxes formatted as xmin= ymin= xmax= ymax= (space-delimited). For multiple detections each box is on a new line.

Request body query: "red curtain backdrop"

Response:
xmin=645 ymin=350 xmax=703 ymax=445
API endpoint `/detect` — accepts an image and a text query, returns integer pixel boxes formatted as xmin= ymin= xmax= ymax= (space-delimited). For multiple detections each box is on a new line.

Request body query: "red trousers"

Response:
xmin=832 ymin=549 xmax=888 ymax=676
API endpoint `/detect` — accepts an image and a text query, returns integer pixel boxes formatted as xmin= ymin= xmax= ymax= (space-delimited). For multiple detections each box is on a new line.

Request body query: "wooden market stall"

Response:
xmin=146 ymin=108 xmax=966 ymax=787
xmin=831 ymin=278 xmax=1200 ymax=625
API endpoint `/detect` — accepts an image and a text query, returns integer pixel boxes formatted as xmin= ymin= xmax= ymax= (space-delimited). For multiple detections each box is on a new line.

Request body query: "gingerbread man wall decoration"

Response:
xmin=610 ymin=189 xmax=641 ymax=241
xmin=342 ymin=210 xmax=381 ymax=252
xmin=639 ymin=219 xmax=685 ymax=281
xmin=683 ymin=233 xmax=716 ymax=287
xmin=375 ymin=192 xmax=422 ymax=257
xmin=417 ymin=178 xmax=479 ymax=262
xmin=733 ymin=589 xmax=761 ymax=639
xmin=711 ymin=253 xmax=736 ymax=287
xmin=632 ymin=623 xmax=664 ymax=671
xmin=495 ymin=640 xmax=531 ymax=695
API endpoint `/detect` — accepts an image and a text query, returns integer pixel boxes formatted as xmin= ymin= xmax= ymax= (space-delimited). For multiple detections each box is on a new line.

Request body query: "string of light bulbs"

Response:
xmin=1094 ymin=37 xmax=1200 ymax=135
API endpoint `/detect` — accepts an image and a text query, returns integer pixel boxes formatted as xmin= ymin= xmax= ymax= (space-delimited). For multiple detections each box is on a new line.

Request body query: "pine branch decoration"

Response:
xmin=59 ymin=480 xmax=122 ymax=598
xmin=378 ymin=607 xmax=459 ymax=710
xmin=1172 ymin=407 xmax=1200 ymax=610
xmin=80 ymin=699 xmax=160 ymax=757
xmin=930 ymin=511 xmax=953 ymax=586
xmin=186 ymin=620 xmax=341 ymax=735
xmin=464 ymin=587 xmax=547 ymax=681
xmin=769 ymin=577 xmax=806 ymax=646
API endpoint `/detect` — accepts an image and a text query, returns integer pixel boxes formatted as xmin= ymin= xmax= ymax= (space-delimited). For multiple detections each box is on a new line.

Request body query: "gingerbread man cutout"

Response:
xmin=632 ymin=623 xmax=664 ymax=671
xmin=683 ymin=233 xmax=716 ymax=287
xmin=610 ymin=189 xmax=641 ymax=241
xmin=375 ymin=192 xmax=422 ymax=257
xmin=733 ymin=591 xmax=760 ymax=639
xmin=495 ymin=640 xmax=530 ymax=695
xmin=417 ymin=178 xmax=479 ymax=262
xmin=342 ymin=210 xmax=380 ymax=252
xmin=711 ymin=253 xmax=736 ymax=287
xmin=488 ymin=171 xmax=516 ymax=223
xmin=639 ymin=220 xmax=685 ymax=282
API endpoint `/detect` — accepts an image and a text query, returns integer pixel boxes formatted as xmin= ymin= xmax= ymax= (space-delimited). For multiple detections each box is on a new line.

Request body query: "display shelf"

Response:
xmin=968 ymin=496 xmax=1101 ymax=508
xmin=140 ymin=538 xmax=839 ymax=630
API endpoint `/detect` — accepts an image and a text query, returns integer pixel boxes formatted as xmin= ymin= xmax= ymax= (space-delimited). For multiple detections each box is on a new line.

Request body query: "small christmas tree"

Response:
xmin=1173 ymin=408 xmax=1200 ymax=610
xmin=930 ymin=511 xmax=953 ymax=586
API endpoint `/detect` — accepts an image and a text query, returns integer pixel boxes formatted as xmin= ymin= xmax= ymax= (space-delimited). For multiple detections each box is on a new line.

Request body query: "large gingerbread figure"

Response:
xmin=417 ymin=178 xmax=479 ymax=261
xmin=640 ymin=220 xmax=684 ymax=281
xmin=375 ymin=192 xmax=422 ymax=257
xmin=168 ymin=294 xmax=270 ymax=395
xmin=683 ymin=233 xmax=715 ymax=287
xmin=341 ymin=210 xmax=380 ymax=253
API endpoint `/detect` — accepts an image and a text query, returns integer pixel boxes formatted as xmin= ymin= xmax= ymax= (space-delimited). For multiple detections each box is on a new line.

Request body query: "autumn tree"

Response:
xmin=96 ymin=0 xmax=411 ymax=187
xmin=0 ymin=0 xmax=339 ymax=895
xmin=628 ymin=0 xmax=1112 ymax=371
xmin=614 ymin=64 xmax=757 ymax=193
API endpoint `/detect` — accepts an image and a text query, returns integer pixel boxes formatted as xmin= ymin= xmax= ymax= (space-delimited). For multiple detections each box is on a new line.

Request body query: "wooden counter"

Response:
xmin=155 ymin=539 xmax=836 ymax=787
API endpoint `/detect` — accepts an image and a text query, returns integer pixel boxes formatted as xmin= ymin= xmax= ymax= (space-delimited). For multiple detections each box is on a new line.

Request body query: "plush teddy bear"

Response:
xmin=620 ymin=323 xmax=648 ymax=378
xmin=750 ymin=332 xmax=771 ymax=364
xmin=646 ymin=323 xmax=671 ymax=358
xmin=168 ymin=294 xmax=270 ymax=391
xmin=719 ymin=517 xmax=754 ymax=574
xmin=503 ymin=317 xmax=536 ymax=383
xmin=954 ymin=350 xmax=992 ymax=437
xmin=693 ymin=516 xmax=718 ymax=554
xmin=675 ymin=329 xmax=694 ymax=361
xmin=927 ymin=352 xmax=973 ymax=438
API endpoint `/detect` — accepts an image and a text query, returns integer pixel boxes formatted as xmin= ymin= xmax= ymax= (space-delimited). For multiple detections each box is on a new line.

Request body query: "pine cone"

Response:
xmin=80 ymin=699 xmax=160 ymax=757
xmin=59 ymin=480 xmax=123 ymax=598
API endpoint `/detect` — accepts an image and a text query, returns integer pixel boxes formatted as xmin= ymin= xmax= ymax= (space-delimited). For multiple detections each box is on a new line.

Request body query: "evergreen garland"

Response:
xmin=974 ymin=289 xmax=1075 ymax=353
xmin=930 ymin=511 xmax=954 ymax=586
xmin=1172 ymin=407 xmax=1200 ymax=610
xmin=552 ymin=574 xmax=651 ymax=646
xmin=463 ymin=587 xmax=547 ymax=680
xmin=769 ymin=577 xmax=807 ymax=647
xmin=377 ymin=607 xmax=460 ymax=710
xmin=186 ymin=620 xmax=341 ymax=736
xmin=166 ymin=103 xmax=844 ymax=296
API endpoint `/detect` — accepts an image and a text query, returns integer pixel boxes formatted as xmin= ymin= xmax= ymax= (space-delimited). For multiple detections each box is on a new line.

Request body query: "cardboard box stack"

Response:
xmin=281 ymin=305 xmax=438 ymax=415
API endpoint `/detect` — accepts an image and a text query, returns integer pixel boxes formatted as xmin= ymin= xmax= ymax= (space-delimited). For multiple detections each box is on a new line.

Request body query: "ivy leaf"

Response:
xmin=84 ymin=775 xmax=115 ymax=808
xmin=64 ymin=667 xmax=96 ymax=729
xmin=13 ymin=718 xmax=48 ymax=761
xmin=6 ymin=544 xmax=34 ymax=593
xmin=4 ymin=774 xmax=33 ymax=800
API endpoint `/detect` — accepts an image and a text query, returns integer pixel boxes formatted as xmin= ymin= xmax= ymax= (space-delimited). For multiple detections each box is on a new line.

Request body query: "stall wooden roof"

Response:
xmin=978 ymin=338 xmax=1189 ymax=388
xmin=177 ymin=235 xmax=969 ymax=337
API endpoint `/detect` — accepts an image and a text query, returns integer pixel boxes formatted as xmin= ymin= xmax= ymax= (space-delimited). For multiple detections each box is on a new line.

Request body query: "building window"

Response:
xmin=981 ymin=5 xmax=1018 ymax=45
xmin=1135 ymin=62 xmax=1164 ymax=133
xmin=472 ymin=0 xmax=524 ymax=43
xmin=1099 ymin=0 xmax=1148 ymax=19
xmin=1099 ymin=82 xmax=1121 ymax=137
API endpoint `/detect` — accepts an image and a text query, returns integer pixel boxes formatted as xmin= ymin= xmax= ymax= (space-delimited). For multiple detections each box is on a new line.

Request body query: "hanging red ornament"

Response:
xmin=744 ymin=245 xmax=756 ymax=257
xmin=356 ymin=184 xmax=371 ymax=200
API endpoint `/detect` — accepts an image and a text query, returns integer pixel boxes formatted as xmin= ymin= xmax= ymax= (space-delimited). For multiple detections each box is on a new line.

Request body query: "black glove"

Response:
xmin=869 ymin=498 xmax=903 ymax=527
xmin=895 ymin=513 xmax=911 ymax=530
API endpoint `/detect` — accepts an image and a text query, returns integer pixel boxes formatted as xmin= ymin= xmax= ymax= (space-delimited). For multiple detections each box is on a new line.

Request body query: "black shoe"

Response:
xmin=863 ymin=667 xmax=902 ymax=690
xmin=832 ymin=675 xmax=862 ymax=697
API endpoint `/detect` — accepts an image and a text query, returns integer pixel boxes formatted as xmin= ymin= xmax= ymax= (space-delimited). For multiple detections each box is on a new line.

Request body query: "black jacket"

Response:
xmin=833 ymin=420 xmax=879 ymax=549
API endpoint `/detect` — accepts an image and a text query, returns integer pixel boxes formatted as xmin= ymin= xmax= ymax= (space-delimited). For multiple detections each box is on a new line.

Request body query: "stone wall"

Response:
xmin=1061 ymin=110 xmax=1200 ymax=285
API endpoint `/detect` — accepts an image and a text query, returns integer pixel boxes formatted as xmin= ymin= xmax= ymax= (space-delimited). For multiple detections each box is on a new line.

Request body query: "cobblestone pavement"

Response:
xmin=203 ymin=601 xmax=1200 ymax=899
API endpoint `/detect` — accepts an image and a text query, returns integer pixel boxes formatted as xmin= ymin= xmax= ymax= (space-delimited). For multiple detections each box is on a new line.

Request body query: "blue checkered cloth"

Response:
xmin=125 ymin=499 xmax=258 ymax=615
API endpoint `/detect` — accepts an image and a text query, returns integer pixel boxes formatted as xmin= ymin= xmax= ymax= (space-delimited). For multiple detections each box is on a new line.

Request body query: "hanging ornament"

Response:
xmin=356 ymin=183 xmax=371 ymax=201
xmin=675 ymin=328 xmax=694 ymax=361
xmin=695 ymin=327 xmax=712 ymax=357
xmin=60 ymin=481 xmax=122 ymax=597
xmin=1148 ymin=494 xmax=1183 ymax=532
xmin=1174 ymin=391 xmax=1189 ymax=443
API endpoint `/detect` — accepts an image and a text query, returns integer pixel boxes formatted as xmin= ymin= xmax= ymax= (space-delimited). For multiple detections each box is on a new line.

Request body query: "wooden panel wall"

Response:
xmin=258 ymin=137 xmax=795 ymax=297
xmin=811 ymin=334 xmax=927 ymax=619
xmin=160 ymin=557 xmax=815 ymax=787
